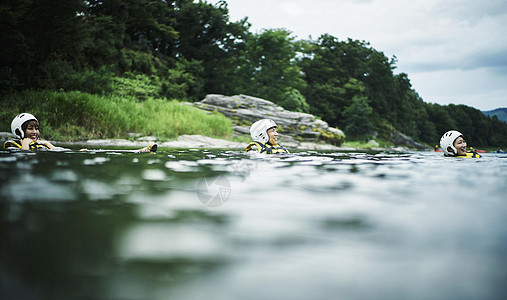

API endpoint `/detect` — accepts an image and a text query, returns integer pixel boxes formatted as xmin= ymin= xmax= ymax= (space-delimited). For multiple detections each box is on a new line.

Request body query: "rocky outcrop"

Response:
xmin=192 ymin=94 xmax=345 ymax=147
xmin=388 ymin=130 xmax=429 ymax=150
xmin=75 ymin=135 xmax=245 ymax=149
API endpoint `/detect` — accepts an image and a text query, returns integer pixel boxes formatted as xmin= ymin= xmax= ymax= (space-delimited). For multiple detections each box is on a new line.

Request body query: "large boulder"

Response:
xmin=388 ymin=130 xmax=429 ymax=150
xmin=192 ymin=94 xmax=345 ymax=147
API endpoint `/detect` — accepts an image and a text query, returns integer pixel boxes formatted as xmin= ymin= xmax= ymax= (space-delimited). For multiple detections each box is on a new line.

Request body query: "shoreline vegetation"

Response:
xmin=0 ymin=90 xmax=396 ymax=151
xmin=0 ymin=90 xmax=233 ymax=142
xmin=0 ymin=90 xmax=498 ymax=152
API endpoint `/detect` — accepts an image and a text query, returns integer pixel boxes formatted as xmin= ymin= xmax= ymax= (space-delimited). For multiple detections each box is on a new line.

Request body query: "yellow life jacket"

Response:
xmin=456 ymin=151 xmax=481 ymax=158
xmin=4 ymin=139 xmax=50 ymax=151
xmin=245 ymin=141 xmax=290 ymax=154
xmin=458 ymin=151 xmax=481 ymax=158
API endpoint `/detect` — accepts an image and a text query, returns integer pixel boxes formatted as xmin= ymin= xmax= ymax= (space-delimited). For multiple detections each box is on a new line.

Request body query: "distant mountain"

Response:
xmin=482 ymin=108 xmax=507 ymax=123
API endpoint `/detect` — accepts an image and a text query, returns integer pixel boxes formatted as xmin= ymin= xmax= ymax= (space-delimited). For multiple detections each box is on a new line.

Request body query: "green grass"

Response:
xmin=232 ymin=134 xmax=253 ymax=143
xmin=0 ymin=90 xmax=233 ymax=141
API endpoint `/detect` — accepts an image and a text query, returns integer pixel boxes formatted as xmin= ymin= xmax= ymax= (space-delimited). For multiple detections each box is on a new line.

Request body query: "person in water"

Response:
xmin=4 ymin=113 xmax=56 ymax=150
xmin=439 ymin=130 xmax=481 ymax=158
xmin=245 ymin=119 xmax=290 ymax=154
xmin=5 ymin=113 xmax=156 ymax=152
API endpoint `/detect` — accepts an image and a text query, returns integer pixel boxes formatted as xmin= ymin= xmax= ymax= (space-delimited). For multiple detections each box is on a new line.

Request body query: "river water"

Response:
xmin=1 ymin=147 xmax=506 ymax=299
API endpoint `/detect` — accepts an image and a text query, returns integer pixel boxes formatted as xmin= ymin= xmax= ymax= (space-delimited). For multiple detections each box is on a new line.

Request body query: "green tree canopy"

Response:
xmin=233 ymin=28 xmax=306 ymax=104
xmin=342 ymin=96 xmax=373 ymax=139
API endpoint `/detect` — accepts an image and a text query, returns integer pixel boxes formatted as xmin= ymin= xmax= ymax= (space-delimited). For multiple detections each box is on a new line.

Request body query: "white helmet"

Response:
xmin=440 ymin=130 xmax=463 ymax=156
xmin=250 ymin=119 xmax=277 ymax=143
xmin=11 ymin=113 xmax=38 ymax=138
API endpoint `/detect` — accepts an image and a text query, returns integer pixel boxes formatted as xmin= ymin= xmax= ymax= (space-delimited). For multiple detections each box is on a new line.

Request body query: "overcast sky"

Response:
xmin=221 ymin=0 xmax=507 ymax=111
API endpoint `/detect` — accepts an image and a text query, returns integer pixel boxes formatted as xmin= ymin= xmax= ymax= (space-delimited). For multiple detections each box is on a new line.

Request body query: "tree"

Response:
xmin=171 ymin=0 xmax=250 ymax=98
xmin=342 ymin=96 xmax=373 ymax=139
xmin=426 ymin=104 xmax=458 ymax=140
xmin=1 ymin=0 xmax=88 ymax=91
xmin=278 ymin=88 xmax=309 ymax=113
xmin=234 ymin=28 xmax=306 ymax=103
xmin=299 ymin=35 xmax=387 ymax=128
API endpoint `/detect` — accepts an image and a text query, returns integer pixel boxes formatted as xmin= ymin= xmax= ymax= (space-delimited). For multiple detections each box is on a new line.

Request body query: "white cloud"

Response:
xmin=279 ymin=2 xmax=306 ymax=17
xmin=223 ymin=0 xmax=507 ymax=110
xmin=410 ymin=68 xmax=507 ymax=110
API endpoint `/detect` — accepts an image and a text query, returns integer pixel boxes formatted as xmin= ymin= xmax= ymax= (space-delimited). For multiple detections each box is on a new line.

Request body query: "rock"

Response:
xmin=0 ymin=132 xmax=15 ymax=139
xmin=367 ymin=139 xmax=380 ymax=147
xmin=193 ymin=94 xmax=345 ymax=147
xmin=388 ymin=130 xmax=429 ymax=150
xmin=160 ymin=135 xmax=244 ymax=149
xmin=128 ymin=132 xmax=142 ymax=138
xmin=137 ymin=136 xmax=158 ymax=142
xmin=80 ymin=139 xmax=150 ymax=147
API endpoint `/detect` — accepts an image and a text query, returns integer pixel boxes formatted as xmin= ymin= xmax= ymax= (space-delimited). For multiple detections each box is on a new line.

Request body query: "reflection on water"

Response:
xmin=1 ymin=147 xmax=506 ymax=299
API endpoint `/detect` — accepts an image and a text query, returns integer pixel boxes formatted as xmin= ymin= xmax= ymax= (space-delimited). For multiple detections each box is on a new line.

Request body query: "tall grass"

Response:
xmin=0 ymin=90 xmax=233 ymax=140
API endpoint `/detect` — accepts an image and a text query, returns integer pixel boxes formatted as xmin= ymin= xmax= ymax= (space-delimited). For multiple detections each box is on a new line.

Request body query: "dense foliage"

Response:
xmin=1 ymin=0 xmax=506 ymax=147
xmin=0 ymin=90 xmax=233 ymax=140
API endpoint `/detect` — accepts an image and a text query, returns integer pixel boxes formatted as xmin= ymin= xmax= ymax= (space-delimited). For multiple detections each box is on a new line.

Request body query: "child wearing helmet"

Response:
xmin=5 ymin=113 xmax=157 ymax=153
xmin=246 ymin=119 xmax=290 ymax=154
xmin=4 ymin=113 xmax=55 ymax=150
xmin=439 ymin=130 xmax=481 ymax=158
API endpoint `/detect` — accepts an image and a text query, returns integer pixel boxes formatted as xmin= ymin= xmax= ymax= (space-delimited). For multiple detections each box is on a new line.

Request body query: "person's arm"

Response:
xmin=245 ymin=142 xmax=259 ymax=152
xmin=21 ymin=138 xmax=55 ymax=150
xmin=38 ymin=139 xmax=55 ymax=149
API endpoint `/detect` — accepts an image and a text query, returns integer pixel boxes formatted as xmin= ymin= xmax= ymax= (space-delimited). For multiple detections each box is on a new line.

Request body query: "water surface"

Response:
xmin=1 ymin=147 xmax=506 ymax=299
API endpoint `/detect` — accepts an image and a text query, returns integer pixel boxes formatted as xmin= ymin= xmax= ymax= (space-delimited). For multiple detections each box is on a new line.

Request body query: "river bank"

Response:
xmin=1 ymin=92 xmax=432 ymax=151
xmin=0 ymin=132 xmax=397 ymax=151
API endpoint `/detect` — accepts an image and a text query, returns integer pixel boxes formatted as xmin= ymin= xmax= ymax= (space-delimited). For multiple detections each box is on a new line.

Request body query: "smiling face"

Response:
xmin=23 ymin=120 xmax=40 ymax=141
xmin=267 ymin=127 xmax=278 ymax=145
xmin=453 ymin=136 xmax=467 ymax=156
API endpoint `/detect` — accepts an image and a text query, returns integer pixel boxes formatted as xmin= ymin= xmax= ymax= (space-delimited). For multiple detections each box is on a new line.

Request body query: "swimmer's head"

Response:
xmin=11 ymin=113 xmax=38 ymax=139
